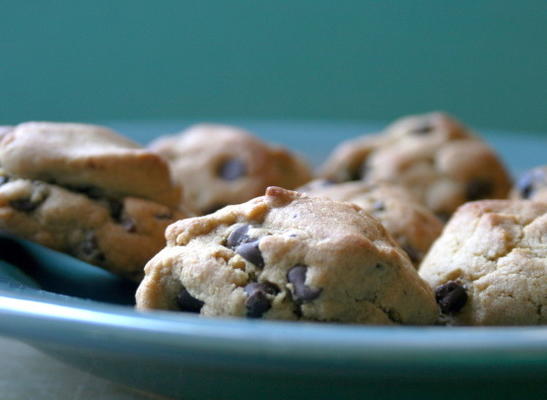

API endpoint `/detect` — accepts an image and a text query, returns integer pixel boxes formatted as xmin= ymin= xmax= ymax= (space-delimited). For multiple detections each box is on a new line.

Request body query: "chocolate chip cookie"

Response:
xmin=136 ymin=187 xmax=438 ymax=325
xmin=298 ymin=180 xmax=444 ymax=266
xmin=0 ymin=122 xmax=186 ymax=280
xmin=419 ymin=200 xmax=547 ymax=325
xmin=319 ymin=112 xmax=512 ymax=218
xmin=149 ymin=124 xmax=312 ymax=215
xmin=512 ymin=166 xmax=547 ymax=202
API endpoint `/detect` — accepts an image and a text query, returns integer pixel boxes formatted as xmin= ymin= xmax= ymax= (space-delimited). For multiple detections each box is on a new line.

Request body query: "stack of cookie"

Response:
xmin=2 ymin=114 xmax=545 ymax=326
xmin=0 ymin=122 xmax=186 ymax=280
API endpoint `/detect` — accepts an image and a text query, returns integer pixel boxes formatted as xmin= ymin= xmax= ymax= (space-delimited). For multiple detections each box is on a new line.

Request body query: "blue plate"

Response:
xmin=1 ymin=121 xmax=546 ymax=400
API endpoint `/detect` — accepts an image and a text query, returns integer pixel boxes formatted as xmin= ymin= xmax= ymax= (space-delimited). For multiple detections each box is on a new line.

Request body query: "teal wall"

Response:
xmin=1 ymin=1 xmax=546 ymax=132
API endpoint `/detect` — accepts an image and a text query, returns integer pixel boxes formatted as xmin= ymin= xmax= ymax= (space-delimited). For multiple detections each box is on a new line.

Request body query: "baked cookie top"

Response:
xmin=298 ymin=180 xmax=444 ymax=266
xmin=512 ymin=166 xmax=547 ymax=202
xmin=419 ymin=200 xmax=547 ymax=325
xmin=149 ymin=124 xmax=311 ymax=214
xmin=319 ymin=112 xmax=512 ymax=218
xmin=136 ymin=187 xmax=438 ymax=325
xmin=0 ymin=122 xmax=181 ymax=208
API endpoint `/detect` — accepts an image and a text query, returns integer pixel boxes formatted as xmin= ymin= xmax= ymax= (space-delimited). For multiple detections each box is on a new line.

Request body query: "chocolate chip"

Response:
xmin=227 ymin=224 xmax=250 ymax=249
xmin=436 ymin=212 xmax=451 ymax=223
xmin=9 ymin=184 xmax=49 ymax=212
xmin=236 ymin=240 xmax=264 ymax=268
xmin=402 ymin=244 xmax=420 ymax=264
xmin=74 ymin=232 xmax=106 ymax=265
xmin=106 ymin=198 xmax=123 ymax=221
xmin=155 ymin=212 xmax=173 ymax=220
xmin=202 ymin=204 xmax=227 ymax=214
xmin=435 ymin=281 xmax=468 ymax=314
xmin=287 ymin=265 xmax=322 ymax=302
xmin=410 ymin=122 xmax=434 ymax=134
xmin=372 ymin=201 xmax=385 ymax=212
xmin=348 ymin=166 xmax=362 ymax=181
xmin=516 ymin=169 xmax=544 ymax=199
xmin=72 ymin=184 xmax=103 ymax=199
xmin=244 ymin=282 xmax=279 ymax=318
xmin=466 ymin=179 xmax=493 ymax=201
xmin=218 ymin=159 xmax=246 ymax=180
xmin=176 ymin=288 xmax=204 ymax=313
xmin=121 ymin=217 xmax=137 ymax=233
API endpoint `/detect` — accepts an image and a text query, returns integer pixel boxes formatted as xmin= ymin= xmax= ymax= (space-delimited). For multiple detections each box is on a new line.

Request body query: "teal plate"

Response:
xmin=0 ymin=121 xmax=546 ymax=400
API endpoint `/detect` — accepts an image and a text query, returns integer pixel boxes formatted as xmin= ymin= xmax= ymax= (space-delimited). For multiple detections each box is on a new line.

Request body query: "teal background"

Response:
xmin=1 ymin=1 xmax=546 ymax=132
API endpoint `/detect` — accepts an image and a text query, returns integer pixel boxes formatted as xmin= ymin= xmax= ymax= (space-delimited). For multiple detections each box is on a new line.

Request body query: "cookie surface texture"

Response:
xmin=149 ymin=124 xmax=312 ymax=214
xmin=320 ymin=112 xmax=512 ymax=217
xmin=419 ymin=200 xmax=547 ymax=325
xmin=136 ymin=187 xmax=438 ymax=325
xmin=298 ymin=180 xmax=444 ymax=266
xmin=0 ymin=122 xmax=185 ymax=280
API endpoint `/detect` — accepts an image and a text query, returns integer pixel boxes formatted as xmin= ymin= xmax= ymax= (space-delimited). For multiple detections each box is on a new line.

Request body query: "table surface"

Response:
xmin=0 ymin=337 xmax=170 ymax=400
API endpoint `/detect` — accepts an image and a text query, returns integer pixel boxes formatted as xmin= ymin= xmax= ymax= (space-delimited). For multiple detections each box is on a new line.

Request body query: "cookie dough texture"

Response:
xmin=512 ymin=166 xmax=547 ymax=202
xmin=298 ymin=180 xmax=444 ymax=266
xmin=320 ymin=112 xmax=512 ymax=218
xmin=419 ymin=200 xmax=547 ymax=325
xmin=136 ymin=187 xmax=438 ymax=325
xmin=0 ymin=122 xmax=186 ymax=280
xmin=149 ymin=124 xmax=312 ymax=215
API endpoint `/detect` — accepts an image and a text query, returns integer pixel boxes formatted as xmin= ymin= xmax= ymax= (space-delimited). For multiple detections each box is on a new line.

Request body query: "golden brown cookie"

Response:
xmin=419 ymin=200 xmax=547 ymax=326
xmin=149 ymin=124 xmax=312 ymax=214
xmin=319 ymin=112 xmax=512 ymax=218
xmin=298 ymin=180 xmax=444 ymax=266
xmin=136 ymin=187 xmax=438 ymax=325
xmin=0 ymin=122 xmax=186 ymax=280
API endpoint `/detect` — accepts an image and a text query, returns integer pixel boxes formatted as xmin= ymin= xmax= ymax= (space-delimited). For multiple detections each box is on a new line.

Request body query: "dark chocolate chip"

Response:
xmin=435 ymin=281 xmax=468 ymax=314
xmin=348 ymin=166 xmax=362 ymax=181
xmin=10 ymin=198 xmax=40 ymax=212
xmin=372 ymin=201 xmax=385 ymax=212
xmin=74 ymin=232 xmax=106 ymax=265
xmin=227 ymin=224 xmax=250 ymax=249
xmin=436 ymin=212 xmax=451 ymax=223
xmin=9 ymin=184 xmax=49 ymax=212
xmin=218 ymin=159 xmax=246 ymax=180
xmin=410 ymin=122 xmax=434 ymax=134
xmin=466 ymin=179 xmax=493 ymax=201
xmin=236 ymin=240 xmax=264 ymax=268
xmin=72 ymin=185 xmax=103 ymax=199
xmin=244 ymin=282 xmax=279 ymax=318
xmin=121 ymin=217 xmax=137 ymax=233
xmin=202 ymin=204 xmax=227 ymax=214
xmin=155 ymin=212 xmax=173 ymax=220
xmin=402 ymin=244 xmax=420 ymax=264
xmin=516 ymin=168 xmax=544 ymax=199
xmin=176 ymin=288 xmax=204 ymax=313
xmin=287 ymin=265 xmax=322 ymax=302
xmin=106 ymin=198 xmax=124 ymax=221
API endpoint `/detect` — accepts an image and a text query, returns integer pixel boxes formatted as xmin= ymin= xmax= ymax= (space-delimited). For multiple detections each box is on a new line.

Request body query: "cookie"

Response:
xmin=149 ymin=124 xmax=312 ymax=214
xmin=419 ymin=200 xmax=547 ymax=325
xmin=319 ymin=112 xmax=512 ymax=218
xmin=512 ymin=166 xmax=547 ymax=202
xmin=298 ymin=180 xmax=444 ymax=266
xmin=0 ymin=122 xmax=186 ymax=280
xmin=0 ymin=122 xmax=181 ymax=208
xmin=136 ymin=187 xmax=438 ymax=325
